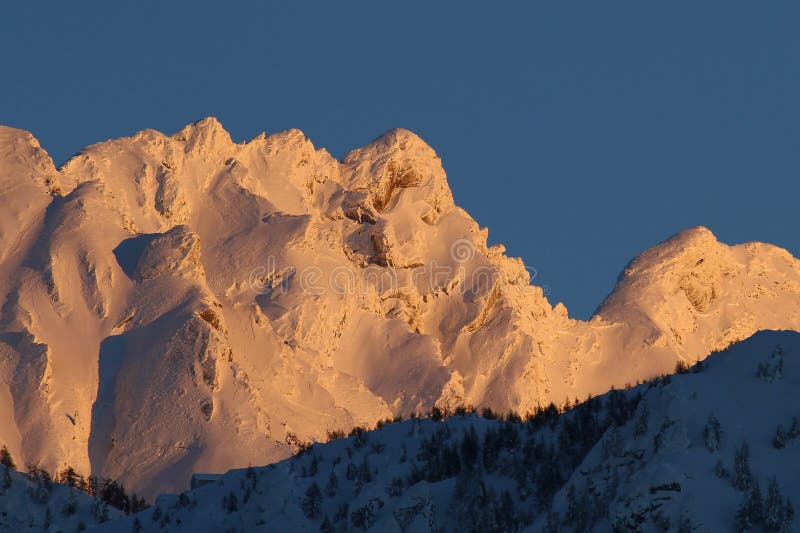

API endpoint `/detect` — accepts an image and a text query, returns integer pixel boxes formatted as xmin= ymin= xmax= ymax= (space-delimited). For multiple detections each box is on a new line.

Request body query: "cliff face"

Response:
xmin=0 ymin=119 xmax=798 ymax=496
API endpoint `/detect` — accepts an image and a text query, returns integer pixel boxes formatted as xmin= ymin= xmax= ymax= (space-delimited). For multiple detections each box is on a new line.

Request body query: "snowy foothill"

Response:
xmin=93 ymin=330 xmax=800 ymax=532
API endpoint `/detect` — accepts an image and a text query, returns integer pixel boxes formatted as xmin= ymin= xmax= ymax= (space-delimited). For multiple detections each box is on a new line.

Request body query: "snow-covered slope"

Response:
xmin=0 ymin=119 xmax=799 ymax=497
xmin=0 ymin=463 xmax=123 ymax=531
xmin=95 ymin=330 xmax=800 ymax=532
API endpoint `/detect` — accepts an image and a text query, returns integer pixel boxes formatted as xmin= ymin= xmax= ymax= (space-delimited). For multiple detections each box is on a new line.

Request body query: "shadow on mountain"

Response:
xmin=113 ymin=233 xmax=160 ymax=280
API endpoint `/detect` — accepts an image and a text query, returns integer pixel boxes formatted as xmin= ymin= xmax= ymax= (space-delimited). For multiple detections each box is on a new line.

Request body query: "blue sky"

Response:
xmin=2 ymin=1 xmax=798 ymax=318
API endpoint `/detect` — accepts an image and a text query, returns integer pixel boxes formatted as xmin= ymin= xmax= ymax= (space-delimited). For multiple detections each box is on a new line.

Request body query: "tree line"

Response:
xmin=0 ymin=444 xmax=148 ymax=515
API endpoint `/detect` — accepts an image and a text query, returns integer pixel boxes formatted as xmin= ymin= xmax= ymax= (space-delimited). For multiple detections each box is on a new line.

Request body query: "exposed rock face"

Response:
xmin=0 ymin=119 xmax=798 ymax=497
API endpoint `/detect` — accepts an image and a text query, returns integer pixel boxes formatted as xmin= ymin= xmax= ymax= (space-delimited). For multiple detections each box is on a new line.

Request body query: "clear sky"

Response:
xmin=2 ymin=1 xmax=798 ymax=318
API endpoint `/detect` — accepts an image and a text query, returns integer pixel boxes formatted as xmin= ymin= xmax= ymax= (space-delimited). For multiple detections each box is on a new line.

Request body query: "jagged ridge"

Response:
xmin=0 ymin=119 xmax=798 ymax=497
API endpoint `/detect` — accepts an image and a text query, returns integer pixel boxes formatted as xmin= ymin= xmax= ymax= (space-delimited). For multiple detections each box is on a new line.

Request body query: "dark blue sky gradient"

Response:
xmin=2 ymin=1 xmax=798 ymax=318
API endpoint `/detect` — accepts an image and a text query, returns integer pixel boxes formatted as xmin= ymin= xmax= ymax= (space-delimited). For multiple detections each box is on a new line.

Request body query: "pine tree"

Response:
xmin=733 ymin=442 xmax=753 ymax=491
xmin=93 ymin=500 xmax=110 ymax=524
xmin=386 ymin=477 xmax=404 ymax=497
xmin=714 ymin=459 xmax=729 ymax=479
xmin=62 ymin=492 xmax=77 ymax=516
xmin=497 ymin=490 xmax=517 ymax=532
xmin=773 ymin=425 xmax=787 ymax=450
xmin=565 ymin=484 xmax=578 ymax=523
xmin=320 ymin=516 xmax=334 ymax=533
xmin=606 ymin=426 xmax=624 ymax=457
xmin=460 ymin=426 xmax=480 ymax=469
xmin=325 ymin=469 xmax=338 ymax=497
xmin=302 ymin=482 xmax=322 ymax=520
xmin=56 ymin=466 xmax=82 ymax=488
xmin=130 ymin=494 xmax=149 ymax=514
xmin=99 ymin=478 xmax=130 ymax=513
xmin=535 ymin=444 xmax=563 ymax=510
xmin=565 ymin=484 xmax=588 ymax=528
xmin=87 ymin=475 xmax=100 ymax=497
xmin=653 ymin=418 xmax=673 ymax=453
xmin=765 ymin=478 xmax=785 ymax=531
xmin=735 ymin=480 xmax=763 ymax=532
xmin=785 ymin=501 xmax=795 ymax=532
xmin=222 ymin=491 xmax=238 ymax=513
xmin=350 ymin=498 xmax=383 ymax=530
xmin=634 ymin=402 xmax=649 ymax=437
xmin=441 ymin=444 xmax=461 ymax=478
xmin=356 ymin=457 xmax=372 ymax=490
xmin=308 ymin=454 xmax=319 ymax=477
xmin=0 ymin=445 xmax=15 ymax=470
xmin=789 ymin=417 xmax=800 ymax=439
xmin=763 ymin=478 xmax=794 ymax=532
xmin=750 ymin=480 xmax=764 ymax=525
xmin=704 ymin=415 xmax=721 ymax=452
xmin=334 ymin=503 xmax=349 ymax=523
xmin=1 ymin=466 xmax=11 ymax=491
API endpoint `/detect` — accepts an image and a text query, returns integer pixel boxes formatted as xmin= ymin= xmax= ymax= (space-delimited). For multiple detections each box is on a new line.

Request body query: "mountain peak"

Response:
xmin=0 ymin=125 xmax=54 ymax=167
xmin=0 ymin=125 xmax=58 ymax=193
xmin=0 ymin=124 xmax=41 ymax=147
xmin=172 ymin=116 xmax=233 ymax=154
xmin=342 ymin=128 xmax=451 ymax=214
xmin=370 ymin=127 xmax=436 ymax=153
xmin=594 ymin=223 xmax=800 ymax=359
xmin=663 ymin=225 xmax=717 ymax=248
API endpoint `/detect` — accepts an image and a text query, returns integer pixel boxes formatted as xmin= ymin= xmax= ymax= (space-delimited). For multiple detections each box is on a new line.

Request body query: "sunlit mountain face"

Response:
xmin=0 ymin=121 xmax=799 ymax=532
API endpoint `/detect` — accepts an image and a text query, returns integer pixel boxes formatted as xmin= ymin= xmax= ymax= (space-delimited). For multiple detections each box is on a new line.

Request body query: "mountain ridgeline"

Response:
xmin=0 ymin=119 xmax=799 ymax=498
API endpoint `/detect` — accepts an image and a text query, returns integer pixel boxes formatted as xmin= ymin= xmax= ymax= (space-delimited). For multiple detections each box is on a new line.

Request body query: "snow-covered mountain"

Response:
xmin=0 ymin=119 xmax=799 ymax=498
xmin=94 ymin=330 xmax=800 ymax=532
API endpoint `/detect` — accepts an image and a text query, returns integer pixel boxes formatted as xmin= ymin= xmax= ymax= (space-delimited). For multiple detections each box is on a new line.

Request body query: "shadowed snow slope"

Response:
xmin=0 ymin=119 xmax=799 ymax=497
xmin=0 ymin=464 xmax=123 ymax=531
xmin=96 ymin=330 xmax=800 ymax=532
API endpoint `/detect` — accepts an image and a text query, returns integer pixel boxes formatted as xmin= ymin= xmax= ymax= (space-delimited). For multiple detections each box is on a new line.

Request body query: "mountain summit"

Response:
xmin=1 ymin=119 xmax=798 ymax=496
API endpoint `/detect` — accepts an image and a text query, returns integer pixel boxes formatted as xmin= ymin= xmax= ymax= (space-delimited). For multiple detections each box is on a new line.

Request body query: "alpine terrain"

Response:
xmin=0 ymin=119 xmax=799 ymax=501
xmin=94 ymin=330 xmax=800 ymax=532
